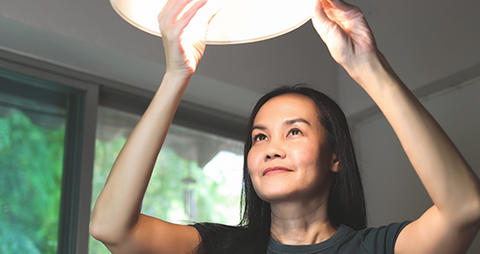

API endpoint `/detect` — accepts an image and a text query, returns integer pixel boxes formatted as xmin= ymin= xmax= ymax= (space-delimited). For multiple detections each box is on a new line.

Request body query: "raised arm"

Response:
xmin=89 ymin=0 xmax=214 ymax=253
xmin=312 ymin=0 xmax=480 ymax=253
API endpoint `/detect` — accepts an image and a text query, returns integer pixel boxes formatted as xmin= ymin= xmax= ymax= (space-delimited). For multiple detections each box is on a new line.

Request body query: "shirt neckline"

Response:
xmin=267 ymin=225 xmax=351 ymax=253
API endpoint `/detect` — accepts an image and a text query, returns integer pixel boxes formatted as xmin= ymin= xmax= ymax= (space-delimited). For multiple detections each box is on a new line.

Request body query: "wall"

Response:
xmin=338 ymin=0 xmax=480 ymax=116
xmin=350 ymin=78 xmax=480 ymax=253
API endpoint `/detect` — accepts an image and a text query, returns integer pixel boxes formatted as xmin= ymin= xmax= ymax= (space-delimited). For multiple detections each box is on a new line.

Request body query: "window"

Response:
xmin=0 ymin=49 xmax=246 ymax=254
xmin=0 ymin=70 xmax=84 ymax=253
xmin=89 ymin=106 xmax=244 ymax=254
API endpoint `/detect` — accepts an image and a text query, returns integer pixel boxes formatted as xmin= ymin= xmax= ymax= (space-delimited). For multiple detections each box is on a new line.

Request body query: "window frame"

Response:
xmin=0 ymin=48 xmax=247 ymax=254
xmin=0 ymin=50 xmax=98 ymax=254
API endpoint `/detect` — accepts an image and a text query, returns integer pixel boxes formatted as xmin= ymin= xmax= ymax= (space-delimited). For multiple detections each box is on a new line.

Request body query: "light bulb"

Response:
xmin=110 ymin=0 xmax=317 ymax=45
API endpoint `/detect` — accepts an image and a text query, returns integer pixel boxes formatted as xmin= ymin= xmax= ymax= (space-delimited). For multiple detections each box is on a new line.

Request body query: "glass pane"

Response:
xmin=0 ymin=86 xmax=66 ymax=253
xmin=89 ymin=106 xmax=244 ymax=253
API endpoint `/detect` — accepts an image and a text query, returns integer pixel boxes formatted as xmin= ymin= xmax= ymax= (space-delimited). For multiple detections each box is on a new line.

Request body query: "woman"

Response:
xmin=90 ymin=0 xmax=480 ymax=253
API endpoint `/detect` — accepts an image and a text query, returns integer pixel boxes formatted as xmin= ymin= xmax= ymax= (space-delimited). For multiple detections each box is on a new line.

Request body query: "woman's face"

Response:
xmin=247 ymin=93 xmax=339 ymax=203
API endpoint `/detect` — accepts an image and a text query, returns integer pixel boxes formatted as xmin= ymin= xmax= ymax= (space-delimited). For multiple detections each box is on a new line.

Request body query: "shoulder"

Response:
xmin=341 ymin=221 xmax=412 ymax=254
xmin=192 ymin=222 xmax=242 ymax=242
xmin=191 ymin=223 xmax=258 ymax=254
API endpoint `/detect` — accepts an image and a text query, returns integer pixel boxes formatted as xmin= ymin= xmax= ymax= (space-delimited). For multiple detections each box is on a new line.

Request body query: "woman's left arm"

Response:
xmin=312 ymin=0 xmax=480 ymax=253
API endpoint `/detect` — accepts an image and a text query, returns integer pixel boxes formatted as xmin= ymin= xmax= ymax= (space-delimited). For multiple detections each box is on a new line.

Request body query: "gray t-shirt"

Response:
xmin=267 ymin=221 xmax=411 ymax=254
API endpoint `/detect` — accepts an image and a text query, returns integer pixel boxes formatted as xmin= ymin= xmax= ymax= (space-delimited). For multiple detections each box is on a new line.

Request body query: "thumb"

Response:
xmin=195 ymin=1 xmax=222 ymax=35
xmin=312 ymin=0 xmax=337 ymax=39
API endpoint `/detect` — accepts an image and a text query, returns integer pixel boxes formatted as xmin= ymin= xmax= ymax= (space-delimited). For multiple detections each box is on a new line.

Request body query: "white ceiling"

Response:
xmin=1 ymin=0 xmax=479 ymax=117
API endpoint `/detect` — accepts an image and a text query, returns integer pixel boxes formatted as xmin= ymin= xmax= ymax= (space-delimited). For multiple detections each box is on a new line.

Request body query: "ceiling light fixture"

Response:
xmin=110 ymin=0 xmax=317 ymax=45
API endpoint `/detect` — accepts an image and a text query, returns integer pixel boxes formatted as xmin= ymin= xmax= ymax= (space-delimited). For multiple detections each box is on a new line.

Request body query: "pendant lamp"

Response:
xmin=110 ymin=0 xmax=317 ymax=45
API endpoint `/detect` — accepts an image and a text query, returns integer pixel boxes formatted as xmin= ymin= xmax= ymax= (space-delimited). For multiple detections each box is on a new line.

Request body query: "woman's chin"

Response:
xmin=256 ymin=186 xmax=303 ymax=203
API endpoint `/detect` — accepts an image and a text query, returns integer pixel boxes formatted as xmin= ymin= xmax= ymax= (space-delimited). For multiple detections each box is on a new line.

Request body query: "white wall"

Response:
xmin=338 ymin=0 xmax=480 ymax=116
xmin=350 ymin=79 xmax=480 ymax=253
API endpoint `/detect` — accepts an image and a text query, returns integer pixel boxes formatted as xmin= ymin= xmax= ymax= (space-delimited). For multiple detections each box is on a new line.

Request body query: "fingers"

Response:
xmin=177 ymin=0 xmax=208 ymax=32
xmin=163 ymin=0 xmax=196 ymax=22
xmin=319 ymin=0 xmax=366 ymax=29
xmin=313 ymin=0 xmax=334 ymax=30
xmin=158 ymin=0 xmax=210 ymax=38
xmin=159 ymin=0 xmax=203 ymax=27
xmin=324 ymin=0 xmax=356 ymax=12
xmin=321 ymin=0 xmax=362 ymax=18
xmin=314 ymin=0 xmax=343 ymax=30
xmin=312 ymin=0 xmax=342 ymax=42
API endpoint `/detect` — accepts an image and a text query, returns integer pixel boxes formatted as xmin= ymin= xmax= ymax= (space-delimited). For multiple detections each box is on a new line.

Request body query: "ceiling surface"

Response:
xmin=1 ymin=0 xmax=479 ymax=117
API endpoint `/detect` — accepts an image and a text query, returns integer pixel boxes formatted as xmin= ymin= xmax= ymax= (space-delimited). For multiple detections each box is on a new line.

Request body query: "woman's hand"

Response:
xmin=312 ymin=0 xmax=378 ymax=73
xmin=158 ymin=0 xmax=215 ymax=77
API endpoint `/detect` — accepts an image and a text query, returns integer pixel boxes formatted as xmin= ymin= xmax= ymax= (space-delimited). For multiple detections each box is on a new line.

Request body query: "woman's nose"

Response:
xmin=265 ymin=143 xmax=286 ymax=160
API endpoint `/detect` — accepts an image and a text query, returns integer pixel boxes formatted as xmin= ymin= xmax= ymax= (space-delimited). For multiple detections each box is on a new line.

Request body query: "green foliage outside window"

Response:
xmin=0 ymin=111 xmax=64 ymax=254
xmin=89 ymin=128 xmax=241 ymax=253
xmin=0 ymin=108 xmax=241 ymax=254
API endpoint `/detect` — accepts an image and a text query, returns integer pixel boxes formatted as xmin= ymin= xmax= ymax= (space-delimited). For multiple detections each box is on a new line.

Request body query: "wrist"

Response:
xmin=157 ymin=71 xmax=193 ymax=97
xmin=163 ymin=70 xmax=193 ymax=83
xmin=347 ymin=51 xmax=400 ymax=90
xmin=346 ymin=51 xmax=380 ymax=81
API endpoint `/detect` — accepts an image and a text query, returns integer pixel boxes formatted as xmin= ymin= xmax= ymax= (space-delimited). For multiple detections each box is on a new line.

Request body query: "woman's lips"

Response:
xmin=263 ymin=167 xmax=293 ymax=176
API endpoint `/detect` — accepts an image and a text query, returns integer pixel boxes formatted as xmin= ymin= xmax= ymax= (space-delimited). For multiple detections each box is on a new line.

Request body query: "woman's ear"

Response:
xmin=331 ymin=154 xmax=340 ymax=173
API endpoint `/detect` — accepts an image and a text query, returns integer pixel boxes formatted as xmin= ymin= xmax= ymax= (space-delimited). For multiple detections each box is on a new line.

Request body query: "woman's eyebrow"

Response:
xmin=252 ymin=118 xmax=311 ymax=132
xmin=252 ymin=125 xmax=266 ymax=131
xmin=284 ymin=118 xmax=311 ymax=126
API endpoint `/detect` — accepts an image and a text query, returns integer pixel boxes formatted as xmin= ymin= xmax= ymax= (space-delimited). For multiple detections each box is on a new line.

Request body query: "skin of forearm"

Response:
xmin=90 ymin=72 xmax=192 ymax=243
xmin=349 ymin=52 xmax=480 ymax=226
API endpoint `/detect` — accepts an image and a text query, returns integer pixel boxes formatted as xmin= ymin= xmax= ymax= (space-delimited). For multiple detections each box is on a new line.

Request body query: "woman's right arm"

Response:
xmin=90 ymin=73 xmax=201 ymax=254
xmin=89 ymin=0 xmax=213 ymax=253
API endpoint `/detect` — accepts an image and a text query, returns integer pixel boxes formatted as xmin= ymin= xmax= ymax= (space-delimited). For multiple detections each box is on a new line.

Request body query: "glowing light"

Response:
xmin=110 ymin=0 xmax=317 ymax=44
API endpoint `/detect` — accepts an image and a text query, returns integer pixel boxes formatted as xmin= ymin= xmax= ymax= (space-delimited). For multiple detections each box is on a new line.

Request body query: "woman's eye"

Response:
xmin=253 ymin=134 xmax=267 ymax=142
xmin=289 ymin=128 xmax=301 ymax=136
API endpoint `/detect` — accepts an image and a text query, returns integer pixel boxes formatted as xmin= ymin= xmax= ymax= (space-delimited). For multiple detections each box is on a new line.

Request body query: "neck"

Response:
xmin=269 ymin=196 xmax=337 ymax=245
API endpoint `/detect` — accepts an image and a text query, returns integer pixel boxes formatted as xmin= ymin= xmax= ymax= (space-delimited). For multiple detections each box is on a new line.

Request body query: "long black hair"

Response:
xmin=195 ymin=84 xmax=366 ymax=253
xmin=240 ymin=84 xmax=367 ymax=250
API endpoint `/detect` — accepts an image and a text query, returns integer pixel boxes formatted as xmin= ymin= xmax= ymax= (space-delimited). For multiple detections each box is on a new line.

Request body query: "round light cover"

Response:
xmin=110 ymin=0 xmax=317 ymax=45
